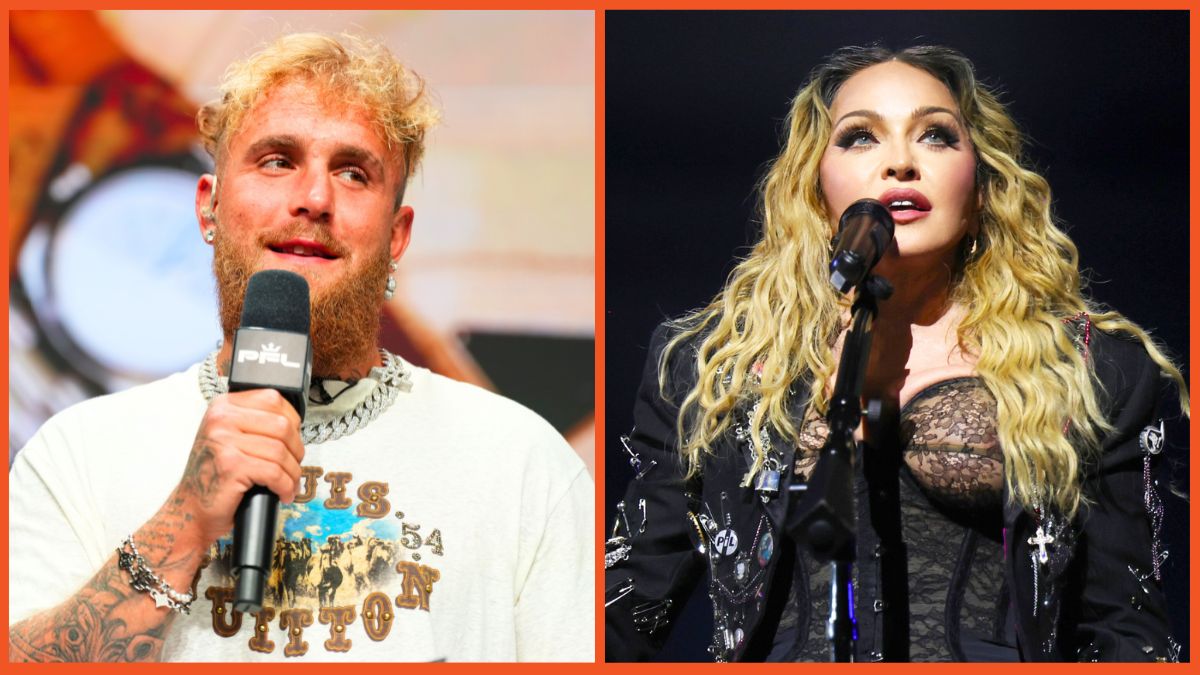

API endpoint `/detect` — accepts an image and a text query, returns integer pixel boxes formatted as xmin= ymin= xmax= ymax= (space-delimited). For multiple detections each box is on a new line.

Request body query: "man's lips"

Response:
xmin=267 ymin=238 xmax=339 ymax=260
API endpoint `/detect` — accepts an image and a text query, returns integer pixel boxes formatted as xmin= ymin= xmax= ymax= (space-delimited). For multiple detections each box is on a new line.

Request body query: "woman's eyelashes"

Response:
xmin=919 ymin=124 xmax=961 ymax=149
xmin=832 ymin=122 xmax=963 ymax=150
xmin=833 ymin=124 xmax=875 ymax=149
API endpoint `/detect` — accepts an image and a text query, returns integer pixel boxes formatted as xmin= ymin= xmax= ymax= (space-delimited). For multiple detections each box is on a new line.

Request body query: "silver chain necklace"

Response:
xmin=198 ymin=349 xmax=411 ymax=445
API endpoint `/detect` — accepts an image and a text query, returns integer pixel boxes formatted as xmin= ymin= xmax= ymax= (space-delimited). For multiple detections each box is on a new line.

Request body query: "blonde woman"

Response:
xmin=605 ymin=45 xmax=1187 ymax=662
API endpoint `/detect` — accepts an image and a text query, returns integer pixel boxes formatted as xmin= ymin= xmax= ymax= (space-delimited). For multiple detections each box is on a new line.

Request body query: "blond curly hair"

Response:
xmin=197 ymin=32 xmax=438 ymax=203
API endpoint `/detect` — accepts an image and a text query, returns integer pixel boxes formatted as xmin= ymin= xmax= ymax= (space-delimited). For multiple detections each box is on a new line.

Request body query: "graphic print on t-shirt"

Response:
xmin=196 ymin=467 xmax=446 ymax=656
xmin=206 ymin=503 xmax=402 ymax=609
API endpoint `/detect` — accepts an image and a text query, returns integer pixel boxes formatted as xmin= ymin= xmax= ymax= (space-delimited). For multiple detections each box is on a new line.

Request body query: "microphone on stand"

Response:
xmin=228 ymin=269 xmax=312 ymax=614
xmin=829 ymin=199 xmax=895 ymax=294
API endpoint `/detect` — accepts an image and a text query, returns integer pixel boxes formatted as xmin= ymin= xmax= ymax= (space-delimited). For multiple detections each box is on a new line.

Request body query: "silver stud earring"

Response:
xmin=384 ymin=260 xmax=398 ymax=299
xmin=204 ymin=229 xmax=215 ymax=243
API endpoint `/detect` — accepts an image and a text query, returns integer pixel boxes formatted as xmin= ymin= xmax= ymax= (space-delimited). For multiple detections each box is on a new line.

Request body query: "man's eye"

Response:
xmin=338 ymin=168 xmax=368 ymax=184
xmin=262 ymin=157 xmax=292 ymax=170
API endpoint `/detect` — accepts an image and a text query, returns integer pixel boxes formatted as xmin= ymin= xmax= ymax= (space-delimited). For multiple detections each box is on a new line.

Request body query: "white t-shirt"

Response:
xmin=9 ymin=357 xmax=594 ymax=661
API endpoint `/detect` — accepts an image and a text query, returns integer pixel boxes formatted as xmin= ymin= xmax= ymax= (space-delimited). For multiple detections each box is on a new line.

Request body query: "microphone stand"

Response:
xmin=786 ymin=273 xmax=892 ymax=662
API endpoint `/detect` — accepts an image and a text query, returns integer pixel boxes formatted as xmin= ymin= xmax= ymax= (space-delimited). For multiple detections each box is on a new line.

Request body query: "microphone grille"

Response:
xmin=839 ymin=198 xmax=894 ymax=235
xmin=240 ymin=270 xmax=311 ymax=333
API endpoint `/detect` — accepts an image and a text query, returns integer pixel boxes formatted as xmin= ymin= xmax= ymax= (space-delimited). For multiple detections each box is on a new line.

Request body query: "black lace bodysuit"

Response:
xmin=766 ymin=377 xmax=1018 ymax=661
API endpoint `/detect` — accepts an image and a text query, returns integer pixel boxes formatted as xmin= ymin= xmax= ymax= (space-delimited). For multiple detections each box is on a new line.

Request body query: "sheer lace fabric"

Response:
xmin=772 ymin=378 xmax=1012 ymax=661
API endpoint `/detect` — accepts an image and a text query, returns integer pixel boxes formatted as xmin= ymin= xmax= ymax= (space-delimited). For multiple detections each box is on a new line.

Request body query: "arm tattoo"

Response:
xmin=9 ymin=558 xmax=171 ymax=662
xmin=182 ymin=439 xmax=219 ymax=507
xmin=9 ymin=507 xmax=204 ymax=662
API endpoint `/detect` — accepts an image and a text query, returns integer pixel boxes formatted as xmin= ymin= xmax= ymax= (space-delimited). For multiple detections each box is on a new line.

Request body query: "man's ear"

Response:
xmin=196 ymin=173 xmax=219 ymax=236
xmin=390 ymin=205 xmax=414 ymax=261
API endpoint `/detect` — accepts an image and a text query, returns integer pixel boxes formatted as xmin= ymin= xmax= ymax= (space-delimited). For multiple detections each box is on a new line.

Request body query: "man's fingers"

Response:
xmin=226 ymin=435 xmax=302 ymax=486
xmin=209 ymin=393 xmax=305 ymax=462
xmin=227 ymin=454 xmax=300 ymax=504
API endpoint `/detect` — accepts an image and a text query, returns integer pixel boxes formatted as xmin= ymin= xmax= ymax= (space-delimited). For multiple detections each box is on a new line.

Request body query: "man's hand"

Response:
xmin=174 ymin=389 xmax=305 ymax=549
xmin=8 ymin=390 xmax=306 ymax=662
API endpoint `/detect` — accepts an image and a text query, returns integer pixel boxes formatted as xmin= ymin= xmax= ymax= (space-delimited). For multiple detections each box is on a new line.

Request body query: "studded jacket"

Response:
xmin=605 ymin=322 xmax=1182 ymax=662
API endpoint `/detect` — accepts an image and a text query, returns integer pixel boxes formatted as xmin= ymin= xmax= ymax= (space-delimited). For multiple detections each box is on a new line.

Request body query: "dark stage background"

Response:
xmin=605 ymin=10 xmax=1190 ymax=662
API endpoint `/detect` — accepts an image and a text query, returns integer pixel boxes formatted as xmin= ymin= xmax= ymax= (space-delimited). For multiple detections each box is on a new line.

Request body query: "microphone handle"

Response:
xmin=232 ymin=485 xmax=280 ymax=613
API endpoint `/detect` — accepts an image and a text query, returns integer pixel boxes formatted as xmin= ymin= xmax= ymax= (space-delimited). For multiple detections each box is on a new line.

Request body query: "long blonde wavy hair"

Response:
xmin=664 ymin=45 xmax=1188 ymax=518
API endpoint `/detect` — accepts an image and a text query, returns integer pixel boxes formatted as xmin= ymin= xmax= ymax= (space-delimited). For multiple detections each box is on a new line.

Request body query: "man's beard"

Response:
xmin=213 ymin=226 xmax=390 ymax=379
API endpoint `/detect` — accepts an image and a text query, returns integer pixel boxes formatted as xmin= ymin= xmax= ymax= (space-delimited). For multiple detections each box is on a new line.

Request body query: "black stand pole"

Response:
xmin=786 ymin=273 xmax=892 ymax=662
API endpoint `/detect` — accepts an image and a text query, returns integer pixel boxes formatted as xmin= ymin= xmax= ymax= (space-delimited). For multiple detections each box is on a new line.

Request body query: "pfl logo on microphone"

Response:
xmin=237 ymin=342 xmax=302 ymax=369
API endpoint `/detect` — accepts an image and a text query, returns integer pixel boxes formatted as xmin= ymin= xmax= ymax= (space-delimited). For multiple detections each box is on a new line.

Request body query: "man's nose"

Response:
xmin=290 ymin=167 xmax=333 ymax=221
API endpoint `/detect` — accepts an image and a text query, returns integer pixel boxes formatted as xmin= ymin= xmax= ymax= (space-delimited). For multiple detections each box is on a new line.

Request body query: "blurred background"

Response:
xmin=606 ymin=10 xmax=1190 ymax=661
xmin=8 ymin=10 xmax=596 ymax=473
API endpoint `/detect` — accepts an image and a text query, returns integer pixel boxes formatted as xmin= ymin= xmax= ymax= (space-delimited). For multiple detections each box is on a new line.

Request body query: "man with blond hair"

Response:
xmin=9 ymin=33 xmax=593 ymax=662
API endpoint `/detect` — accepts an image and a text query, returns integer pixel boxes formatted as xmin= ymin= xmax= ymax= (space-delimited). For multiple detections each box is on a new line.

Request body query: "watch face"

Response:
xmin=44 ymin=165 xmax=220 ymax=381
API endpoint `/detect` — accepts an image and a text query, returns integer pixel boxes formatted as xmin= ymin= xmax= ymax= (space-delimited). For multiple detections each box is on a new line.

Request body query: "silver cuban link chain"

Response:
xmin=199 ymin=349 xmax=411 ymax=445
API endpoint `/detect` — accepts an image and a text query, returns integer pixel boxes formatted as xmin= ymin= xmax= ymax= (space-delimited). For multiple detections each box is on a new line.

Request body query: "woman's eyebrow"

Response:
xmin=912 ymin=105 xmax=961 ymax=122
xmin=834 ymin=106 xmax=962 ymax=127
xmin=833 ymin=109 xmax=882 ymax=126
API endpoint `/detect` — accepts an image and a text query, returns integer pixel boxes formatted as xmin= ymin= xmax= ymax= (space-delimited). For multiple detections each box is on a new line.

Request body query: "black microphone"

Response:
xmin=228 ymin=270 xmax=312 ymax=614
xmin=828 ymin=199 xmax=895 ymax=294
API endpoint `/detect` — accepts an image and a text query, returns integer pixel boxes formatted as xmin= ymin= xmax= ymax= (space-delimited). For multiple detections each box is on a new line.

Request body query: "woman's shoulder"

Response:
xmin=643 ymin=317 xmax=701 ymax=393
xmin=1085 ymin=325 xmax=1180 ymax=460
xmin=1087 ymin=325 xmax=1162 ymax=393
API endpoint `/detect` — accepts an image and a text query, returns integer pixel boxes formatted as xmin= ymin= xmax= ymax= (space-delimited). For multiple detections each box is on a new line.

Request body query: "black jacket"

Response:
xmin=606 ymin=321 xmax=1182 ymax=662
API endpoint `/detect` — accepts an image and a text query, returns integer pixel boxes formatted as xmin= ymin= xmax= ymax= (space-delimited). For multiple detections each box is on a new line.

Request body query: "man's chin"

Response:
xmin=214 ymin=243 xmax=390 ymax=379
xmin=255 ymin=255 xmax=342 ymax=290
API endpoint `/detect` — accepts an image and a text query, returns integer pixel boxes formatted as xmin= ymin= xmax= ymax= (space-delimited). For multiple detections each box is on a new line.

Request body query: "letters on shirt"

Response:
xmin=199 ymin=465 xmax=446 ymax=656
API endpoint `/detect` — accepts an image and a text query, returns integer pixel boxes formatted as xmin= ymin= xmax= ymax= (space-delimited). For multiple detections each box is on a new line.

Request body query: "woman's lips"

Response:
xmin=878 ymin=188 xmax=932 ymax=225
xmin=889 ymin=208 xmax=930 ymax=225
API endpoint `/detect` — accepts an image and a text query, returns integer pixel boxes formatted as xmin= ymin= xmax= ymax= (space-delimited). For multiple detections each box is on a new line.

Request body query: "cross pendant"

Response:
xmin=1028 ymin=525 xmax=1055 ymax=564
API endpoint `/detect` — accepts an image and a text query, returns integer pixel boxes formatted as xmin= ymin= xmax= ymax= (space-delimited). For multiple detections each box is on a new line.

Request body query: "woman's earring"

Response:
xmin=384 ymin=260 xmax=398 ymax=299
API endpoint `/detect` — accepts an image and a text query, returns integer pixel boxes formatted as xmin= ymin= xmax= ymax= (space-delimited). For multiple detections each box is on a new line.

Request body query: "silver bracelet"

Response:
xmin=116 ymin=535 xmax=195 ymax=614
